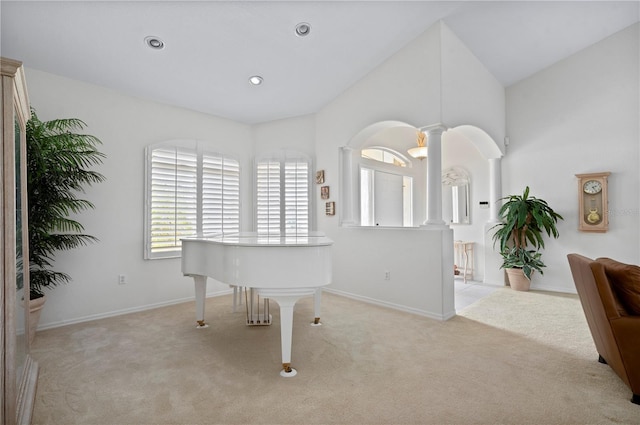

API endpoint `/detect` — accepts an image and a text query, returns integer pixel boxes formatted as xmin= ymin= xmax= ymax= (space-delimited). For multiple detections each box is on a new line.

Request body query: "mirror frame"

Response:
xmin=442 ymin=166 xmax=471 ymax=225
xmin=2 ymin=56 xmax=38 ymax=425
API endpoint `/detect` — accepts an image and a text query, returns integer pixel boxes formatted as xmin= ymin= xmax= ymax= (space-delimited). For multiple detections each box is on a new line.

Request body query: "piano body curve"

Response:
xmin=181 ymin=232 xmax=333 ymax=376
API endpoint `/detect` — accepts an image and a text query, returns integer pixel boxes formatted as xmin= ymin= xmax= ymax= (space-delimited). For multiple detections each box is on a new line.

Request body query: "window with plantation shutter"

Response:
xmin=255 ymin=153 xmax=311 ymax=235
xmin=145 ymin=141 xmax=240 ymax=259
xmin=256 ymin=161 xmax=281 ymax=235
xmin=284 ymin=161 xmax=309 ymax=233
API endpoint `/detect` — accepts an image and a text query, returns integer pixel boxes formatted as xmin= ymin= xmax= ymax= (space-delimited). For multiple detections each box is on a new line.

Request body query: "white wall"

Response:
xmin=26 ymin=69 xmax=253 ymax=328
xmin=505 ymin=23 xmax=640 ymax=292
xmin=440 ymin=23 xmax=506 ymax=148
xmin=442 ymin=134 xmax=490 ymax=280
xmin=26 ymin=20 xmax=636 ymax=329
xmin=315 ymin=23 xmax=488 ymax=319
xmin=251 ymin=114 xmax=317 ymax=229
xmin=252 ymin=114 xmax=316 ymax=157
xmin=439 ymin=22 xmax=506 ymax=282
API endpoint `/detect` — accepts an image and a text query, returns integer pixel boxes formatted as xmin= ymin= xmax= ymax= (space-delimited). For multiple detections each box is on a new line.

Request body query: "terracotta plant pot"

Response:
xmin=505 ymin=268 xmax=531 ymax=291
xmin=28 ymin=295 xmax=46 ymax=344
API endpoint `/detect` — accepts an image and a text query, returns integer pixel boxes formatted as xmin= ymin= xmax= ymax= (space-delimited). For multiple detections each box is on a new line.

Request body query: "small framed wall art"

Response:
xmin=321 ymin=186 xmax=330 ymax=200
xmin=325 ymin=201 xmax=335 ymax=216
xmin=316 ymin=170 xmax=325 ymax=184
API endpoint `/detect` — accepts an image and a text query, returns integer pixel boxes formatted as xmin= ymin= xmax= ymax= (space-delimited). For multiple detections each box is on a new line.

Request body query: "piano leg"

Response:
xmin=311 ymin=288 xmax=322 ymax=326
xmin=273 ymin=297 xmax=297 ymax=377
xmin=193 ymin=275 xmax=209 ymax=328
xmin=231 ymin=285 xmax=243 ymax=312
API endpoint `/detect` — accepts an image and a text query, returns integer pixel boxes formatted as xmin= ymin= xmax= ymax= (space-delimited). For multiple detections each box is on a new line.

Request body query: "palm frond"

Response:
xmin=26 ymin=109 xmax=105 ymax=295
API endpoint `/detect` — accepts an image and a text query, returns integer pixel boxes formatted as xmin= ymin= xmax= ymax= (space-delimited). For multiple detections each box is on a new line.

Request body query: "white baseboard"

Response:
xmin=37 ymin=286 xmax=464 ymax=332
xmin=323 ymin=288 xmax=455 ymax=321
xmin=531 ymin=284 xmax=578 ymax=294
xmin=36 ymin=288 xmax=234 ymax=331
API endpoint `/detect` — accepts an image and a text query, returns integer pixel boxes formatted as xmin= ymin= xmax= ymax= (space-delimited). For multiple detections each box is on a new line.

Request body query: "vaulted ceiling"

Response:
xmin=2 ymin=1 xmax=638 ymax=124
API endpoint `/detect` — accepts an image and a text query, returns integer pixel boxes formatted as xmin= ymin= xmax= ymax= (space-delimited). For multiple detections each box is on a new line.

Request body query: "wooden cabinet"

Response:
xmin=2 ymin=57 xmax=38 ymax=425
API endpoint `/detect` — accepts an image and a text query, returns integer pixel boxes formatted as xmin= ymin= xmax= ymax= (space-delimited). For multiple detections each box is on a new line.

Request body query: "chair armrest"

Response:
xmin=610 ymin=315 xmax=640 ymax=394
xmin=610 ymin=315 xmax=640 ymax=342
xmin=591 ymin=262 xmax=625 ymax=319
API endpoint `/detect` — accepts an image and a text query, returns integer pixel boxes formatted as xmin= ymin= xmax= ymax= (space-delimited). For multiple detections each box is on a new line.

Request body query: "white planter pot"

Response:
xmin=28 ymin=295 xmax=46 ymax=344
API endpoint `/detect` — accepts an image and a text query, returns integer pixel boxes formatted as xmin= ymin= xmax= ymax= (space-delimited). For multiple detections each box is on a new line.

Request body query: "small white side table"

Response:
xmin=454 ymin=241 xmax=474 ymax=283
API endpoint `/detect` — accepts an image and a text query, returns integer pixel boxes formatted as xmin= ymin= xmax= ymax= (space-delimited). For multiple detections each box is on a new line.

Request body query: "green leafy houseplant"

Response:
xmin=26 ymin=109 xmax=105 ymax=299
xmin=491 ymin=186 xmax=563 ymax=280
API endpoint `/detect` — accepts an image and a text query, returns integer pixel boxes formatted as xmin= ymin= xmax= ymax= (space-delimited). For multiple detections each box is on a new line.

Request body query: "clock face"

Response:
xmin=583 ymin=180 xmax=602 ymax=195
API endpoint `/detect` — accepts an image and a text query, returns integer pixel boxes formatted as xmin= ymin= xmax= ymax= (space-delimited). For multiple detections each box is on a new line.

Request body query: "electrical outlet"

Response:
xmin=118 ymin=274 xmax=127 ymax=285
xmin=384 ymin=271 xmax=391 ymax=281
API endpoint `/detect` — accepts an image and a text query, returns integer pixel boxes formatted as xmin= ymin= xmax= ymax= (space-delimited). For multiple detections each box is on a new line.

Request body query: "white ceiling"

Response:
xmin=2 ymin=1 xmax=638 ymax=124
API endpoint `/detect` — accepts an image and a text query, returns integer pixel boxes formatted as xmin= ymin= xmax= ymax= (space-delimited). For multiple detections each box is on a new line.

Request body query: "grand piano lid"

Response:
xmin=182 ymin=232 xmax=333 ymax=247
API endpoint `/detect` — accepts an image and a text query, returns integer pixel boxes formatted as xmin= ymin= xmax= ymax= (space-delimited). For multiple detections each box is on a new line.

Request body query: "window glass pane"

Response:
xmin=360 ymin=168 xmax=374 ymax=226
xmin=358 ymin=145 xmax=417 ymax=227
xmin=361 ymin=148 xmax=407 ymax=167
xmin=403 ymin=176 xmax=413 ymax=226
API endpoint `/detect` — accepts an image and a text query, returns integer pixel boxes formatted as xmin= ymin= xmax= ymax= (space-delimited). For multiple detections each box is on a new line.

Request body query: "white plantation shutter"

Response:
xmin=284 ymin=161 xmax=309 ymax=234
xmin=256 ymin=161 xmax=281 ymax=234
xmin=202 ymin=154 xmax=240 ymax=234
xmin=146 ymin=142 xmax=240 ymax=259
xmin=256 ymin=153 xmax=310 ymax=235
xmin=150 ymin=147 xmax=197 ymax=254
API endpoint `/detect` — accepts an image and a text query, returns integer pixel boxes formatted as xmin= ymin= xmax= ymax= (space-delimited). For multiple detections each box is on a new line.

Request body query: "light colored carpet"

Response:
xmin=31 ymin=288 xmax=639 ymax=424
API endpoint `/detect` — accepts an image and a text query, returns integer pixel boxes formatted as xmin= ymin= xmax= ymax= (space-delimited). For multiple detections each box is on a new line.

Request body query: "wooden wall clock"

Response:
xmin=575 ymin=172 xmax=610 ymax=232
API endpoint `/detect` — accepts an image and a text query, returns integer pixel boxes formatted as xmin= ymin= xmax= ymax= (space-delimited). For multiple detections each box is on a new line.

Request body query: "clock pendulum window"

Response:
xmin=575 ymin=172 xmax=610 ymax=232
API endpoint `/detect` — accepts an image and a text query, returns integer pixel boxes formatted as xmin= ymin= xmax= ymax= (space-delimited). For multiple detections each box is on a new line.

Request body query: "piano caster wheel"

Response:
xmin=196 ymin=320 xmax=209 ymax=329
xmin=280 ymin=364 xmax=297 ymax=377
xmin=310 ymin=317 xmax=322 ymax=327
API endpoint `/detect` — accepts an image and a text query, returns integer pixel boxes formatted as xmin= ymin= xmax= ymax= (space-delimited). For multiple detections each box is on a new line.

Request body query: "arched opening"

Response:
xmin=342 ymin=121 xmax=503 ymax=287
xmin=340 ymin=120 xmax=426 ymax=227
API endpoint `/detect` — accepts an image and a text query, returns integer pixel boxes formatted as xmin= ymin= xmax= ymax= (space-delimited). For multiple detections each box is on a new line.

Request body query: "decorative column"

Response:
xmin=488 ymin=157 xmax=502 ymax=224
xmin=425 ymin=124 xmax=447 ymax=227
xmin=339 ymin=146 xmax=357 ymax=226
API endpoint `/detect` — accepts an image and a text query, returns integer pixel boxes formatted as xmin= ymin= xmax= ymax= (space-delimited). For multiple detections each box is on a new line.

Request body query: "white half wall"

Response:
xmin=315 ymin=23 xmax=474 ymax=319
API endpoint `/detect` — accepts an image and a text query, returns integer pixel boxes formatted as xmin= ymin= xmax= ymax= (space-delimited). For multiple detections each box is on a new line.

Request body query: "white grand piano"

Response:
xmin=181 ymin=232 xmax=333 ymax=377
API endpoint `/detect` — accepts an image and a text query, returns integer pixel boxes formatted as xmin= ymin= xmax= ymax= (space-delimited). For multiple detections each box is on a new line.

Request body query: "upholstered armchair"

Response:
xmin=567 ymin=254 xmax=640 ymax=405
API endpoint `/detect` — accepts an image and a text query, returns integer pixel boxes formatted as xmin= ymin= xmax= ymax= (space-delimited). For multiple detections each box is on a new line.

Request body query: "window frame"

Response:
xmin=254 ymin=150 xmax=314 ymax=235
xmin=359 ymin=147 xmax=415 ymax=227
xmin=144 ymin=140 xmax=241 ymax=259
xmin=340 ymin=145 xmax=423 ymax=228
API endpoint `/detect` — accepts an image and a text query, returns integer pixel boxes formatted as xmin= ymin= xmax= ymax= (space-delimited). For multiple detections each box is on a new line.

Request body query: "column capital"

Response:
xmin=420 ymin=123 xmax=449 ymax=135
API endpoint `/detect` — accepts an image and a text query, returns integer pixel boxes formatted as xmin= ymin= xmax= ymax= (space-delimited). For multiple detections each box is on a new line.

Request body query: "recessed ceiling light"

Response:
xmin=295 ymin=22 xmax=311 ymax=37
xmin=249 ymin=76 xmax=263 ymax=85
xmin=144 ymin=36 xmax=165 ymax=50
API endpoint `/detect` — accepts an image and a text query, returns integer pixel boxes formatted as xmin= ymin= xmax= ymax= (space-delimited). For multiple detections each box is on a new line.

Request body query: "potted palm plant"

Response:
xmin=491 ymin=186 xmax=563 ymax=291
xmin=25 ymin=109 xmax=105 ymax=340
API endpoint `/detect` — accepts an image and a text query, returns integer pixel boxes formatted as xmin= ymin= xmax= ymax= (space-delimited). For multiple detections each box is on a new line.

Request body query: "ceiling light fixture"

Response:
xmin=145 ymin=36 xmax=165 ymax=50
xmin=249 ymin=75 xmax=263 ymax=85
xmin=408 ymin=131 xmax=428 ymax=160
xmin=295 ymin=22 xmax=311 ymax=37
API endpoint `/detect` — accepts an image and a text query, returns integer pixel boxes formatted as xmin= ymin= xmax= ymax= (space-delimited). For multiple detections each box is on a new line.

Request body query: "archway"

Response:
xmin=343 ymin=121 xmax=504 ymax=286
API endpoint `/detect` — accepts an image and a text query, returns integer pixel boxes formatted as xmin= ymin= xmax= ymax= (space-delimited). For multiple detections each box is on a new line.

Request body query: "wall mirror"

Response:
xmin=442 ymin=167 xmax=470 ymax=224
